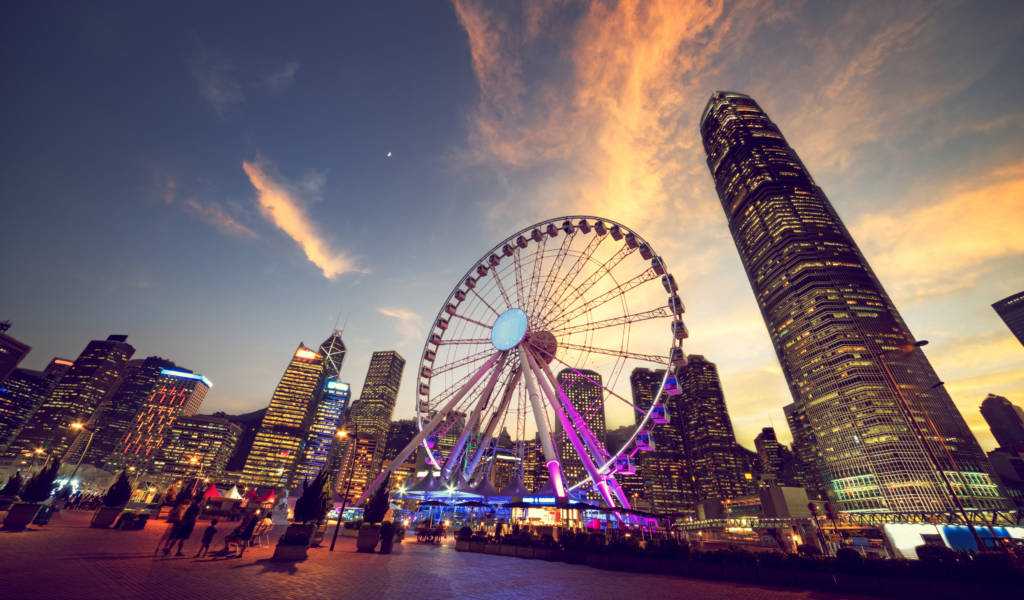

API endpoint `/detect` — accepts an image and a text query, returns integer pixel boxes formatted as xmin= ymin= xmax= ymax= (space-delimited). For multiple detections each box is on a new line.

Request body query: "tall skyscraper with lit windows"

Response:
xmin=6 ymin=335 xmax=134 ymax=463
xmin=295 ymin=379 xmax=350 ymax=484
xmin=701 ymin=91 xmax=1004 ymax=512
xmin=0 ymin=358 xmax=72 ymax=461
xmin=242 ymin=344 xmax=325 ymax=487
xmin=555 ymin=368 xmax=606 ymax=492
xmin=629 ymin=367 xmax=693 ymax=514
xmin=993 ymin=292 xmax=1024 ymax=348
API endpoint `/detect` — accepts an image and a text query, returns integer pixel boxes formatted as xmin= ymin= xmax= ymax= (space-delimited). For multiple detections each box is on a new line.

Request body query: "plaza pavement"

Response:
xmin=0 ymin=510 xmax=874 ymax=600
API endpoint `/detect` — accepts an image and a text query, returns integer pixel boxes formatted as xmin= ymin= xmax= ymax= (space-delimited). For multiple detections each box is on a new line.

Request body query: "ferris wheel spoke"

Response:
xmin=436 ymin=337 xmax=492 ymax=346
xmin=526 ymin=338 xmax=656 ymax=414
xmin=512 ymin=249 xmax=525 ymax=307
xmin=526 ymin=236 xmax=548 ymax=312
xmin=534 ymin=231 xmax=574 ymax=318
xmin=428 ymin=348 xmax=496 ymax=377
xmin=450 ymin=313 xmax=493 ymax=330
xmin=545 ymin=243 xmax=635 ymax=324
xmin=550 ymin=306 xmax=672 ymax=337
xmin=490 ymin=263 xmax=514 ymax=309
xmin=539 ymin=228 xmax=606 ymax=316
xmin=545 ymin=266 xmax=659 ymax=330
xmin=470 ymin=288 xmax=502 ymax=317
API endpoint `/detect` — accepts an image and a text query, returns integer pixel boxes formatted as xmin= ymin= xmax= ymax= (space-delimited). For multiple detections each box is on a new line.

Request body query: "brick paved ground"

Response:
xmin=0 ymin=510 xmax=874 ymax=600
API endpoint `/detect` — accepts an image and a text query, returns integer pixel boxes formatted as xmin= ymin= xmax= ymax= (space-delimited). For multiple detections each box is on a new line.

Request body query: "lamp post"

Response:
xmin=188 ymin=456 xmax=205 ymax=497
xmin=330 ymin=425 xmax=360 ymax=551
xmin=67 ymin=422 xmax=96 ymax=484
xmin=875 ymin=340 xmax=984 ymax=549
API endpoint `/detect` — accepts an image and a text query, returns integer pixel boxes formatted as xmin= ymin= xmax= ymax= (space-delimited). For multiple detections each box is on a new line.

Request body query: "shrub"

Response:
xmin=20 ymin=460 xmax=59 ymax=503
xmin=457 ymin=526 xmax=473 ymax=542
xmin=973 ymin=551 xmax=1014 ymax=576
xmin=915 ymin=544 xmax=957 ymax=565
xmin=757 ymin=551 xmax=790 ymax=569
xmin=835 ymin=547 xmax=864 ymax=573
xmin=1 ymin=471 xmax=23 ymax=497
xmin=796 ymin=543 xmax=821 ymax=556
xmin=293 ymin=469 xmax=332 ymax=525
xmin=102 ymin=471 xmax=133 ymax=507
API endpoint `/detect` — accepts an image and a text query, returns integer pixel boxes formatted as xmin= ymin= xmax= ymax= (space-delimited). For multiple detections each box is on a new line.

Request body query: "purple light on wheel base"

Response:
xmin=546 ymin=460 xmax=566 ymax=497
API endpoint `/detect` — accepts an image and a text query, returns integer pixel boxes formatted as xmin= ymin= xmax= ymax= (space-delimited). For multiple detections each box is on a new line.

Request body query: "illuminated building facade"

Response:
xmin=702 ymin=91 xmax=1004 ymax=511
xmin=242 ymin=345 xmax=325 ymax=487
xmin=629 ymin=368 xmax=694 ymax=514
xmin=7 ymin=335 xmax=134 ymax=462
xmin=384 ymin=419 xmax=418 ymax=491
xmin=294 ymin=379 xmax=350 ymax=484
xmin=0 ymin=327 xmax=31 ymax=382
xmin=152 ymin=414 xmax=240 ymax=483
xmin=993 ymin=292 xmax=1024 ymax=348
xmin=677 ymin=355 xmax=748 ymax=502
xmin=339 ymin=351 xmax=405 ymax=496
xmin=80 ymin=357 xmax=177 ymax=471
xmin=0 ymin=358 xmax=72 ymax=461
xmin=487 ymin=448 xmax=521 ymax=492
xmin=117 ymin=368 xmax=210 ymax=470
xmin=555 ymin=369 xmax=606 ymax=493
xmin=783 ymin=402 xmax=827 ymax=498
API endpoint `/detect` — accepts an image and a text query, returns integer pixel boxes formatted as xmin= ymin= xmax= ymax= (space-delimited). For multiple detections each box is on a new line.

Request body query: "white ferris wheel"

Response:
xmin=361 ymin=216 xmax=688 ymax=510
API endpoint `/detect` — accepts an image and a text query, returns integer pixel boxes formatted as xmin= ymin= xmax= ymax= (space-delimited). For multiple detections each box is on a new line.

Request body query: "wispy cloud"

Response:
xmin=189 ymin=48 xmax=244 ymax=115
xmin=242 ymin=160 xmax=367 ymax=279
xmin=160 ymin=174 xmax=258 ymax=240
xmin=377 ymin=306 xmax=423 ymax=346
xmin=265 ymin=61 xmax=300 ymax=91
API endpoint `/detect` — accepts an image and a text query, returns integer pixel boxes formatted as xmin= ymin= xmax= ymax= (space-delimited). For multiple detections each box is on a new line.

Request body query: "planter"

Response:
xmin=356 ymin=525 xmax=381 ymax=553
xmin=515 ymin=546 xmax=535 ymax=559
xmin=310 ymin=524 xmax=328 ymax=548
xmin=469 ymin=541 xmax=486 ymax=553
xmin=91 ymin=506 xmax=123 ymax=528
xmin=878 ymin=576 xmax=929 ymax=599
xmin=565 ymin=550 xmax=586 ymax=564
xmin=484 ymin=543 xmax=501 ymax=555
xmin=757 ymin=566 xmax=795 ymax=586
xmin=0 ymin=496 xmax=17 ymax=511
xmin=533 ymin=548 xmax=553 ymax=561
xmin=455 ymin=540 xmax=471 ymax=552
xmin=656 ymin=558 xmax=682 ymax=575
xmin=585 ymin=552 xmax=609 ymax=569
xmin=500 ymin=544 xmax=517 ymax=556
xmin=793 ymin=570 xmax=836 ymax=590
xmin=2 ymin=502 xmax=41 ymax=531
xmin=379 ymin=525 xmax=396 ymax=554
xmin=273 ymin=524 xmax=316 ymax=561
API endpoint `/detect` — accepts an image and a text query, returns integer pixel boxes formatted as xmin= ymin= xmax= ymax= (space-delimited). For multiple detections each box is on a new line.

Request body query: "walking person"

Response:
xmin=155 ymin=502 xmax=186 ymax=555
xmin=164 ymin=502 xmax=200 ymax=556
xmin=195 ymin=518 xmax=218 ymax=558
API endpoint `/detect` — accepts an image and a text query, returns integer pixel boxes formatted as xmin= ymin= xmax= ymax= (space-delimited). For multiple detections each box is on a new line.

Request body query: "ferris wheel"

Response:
xmin=362 ymin=216 xmax=688 ymax=509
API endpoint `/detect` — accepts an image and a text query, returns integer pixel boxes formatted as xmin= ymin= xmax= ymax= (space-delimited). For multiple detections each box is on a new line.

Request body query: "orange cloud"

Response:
xmin=242 ymin=161 xmax=366 ymax=279
xmin=183 ymin=198 xmax=258 ymax=240
xmin=853 ymin=160 xmax=1024 ymax=302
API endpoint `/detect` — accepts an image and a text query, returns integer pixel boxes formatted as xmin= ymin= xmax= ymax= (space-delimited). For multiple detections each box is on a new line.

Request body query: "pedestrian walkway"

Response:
xmin=0 ymin=510 xmax=873 ymax=600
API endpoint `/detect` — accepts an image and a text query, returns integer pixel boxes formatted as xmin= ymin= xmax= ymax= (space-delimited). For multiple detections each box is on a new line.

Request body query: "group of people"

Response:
xmin=156 ymin=502 xmax=273 ymax=559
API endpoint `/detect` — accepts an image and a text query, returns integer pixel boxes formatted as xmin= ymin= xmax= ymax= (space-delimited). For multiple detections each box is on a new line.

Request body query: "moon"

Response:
xmin=386 ymin=151 xmax=392 ymax=158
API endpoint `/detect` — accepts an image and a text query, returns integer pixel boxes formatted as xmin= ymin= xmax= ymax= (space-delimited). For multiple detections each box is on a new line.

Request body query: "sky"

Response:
xmin=2 ymin=1 xmax=1024 ymax=451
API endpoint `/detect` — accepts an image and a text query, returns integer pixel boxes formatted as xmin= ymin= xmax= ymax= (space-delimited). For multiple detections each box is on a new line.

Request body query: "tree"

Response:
xmin=102 ymin=471 xmax=133 ymax=507
xmin=293 ymin=470 xmax=332 ymax=525
xmin=20 ymin=460 xmax=60 ymax=503
xmin=363 ymin=474 xmax=391 ymax=524
xmin=1 ymin=471 xmax=23 ymax=497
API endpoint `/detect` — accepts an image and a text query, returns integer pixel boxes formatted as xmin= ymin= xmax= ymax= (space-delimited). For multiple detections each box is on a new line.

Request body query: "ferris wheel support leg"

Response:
xmin=354 ymin=352 xmax=501 ymax=507
xmin=522 ymin=347 xmax=611 ymax=506
xmin=518 ymin=345 xmax=566 ymax=498
xmin=464 ymin=368 xmax=522 ymax=481
xmin=441 ymin=353 xmax=507 ymax=480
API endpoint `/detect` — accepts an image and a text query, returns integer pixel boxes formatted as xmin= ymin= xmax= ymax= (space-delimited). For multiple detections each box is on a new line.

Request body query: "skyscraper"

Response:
xmin=242 ymin=345 xmax=325 ymax=487
xmin=0 ymin=358 xmax=72 ymax=461
xmin=702 ymin=91 xmax=1004 ymax=511
xmin=677 ymin=355 xmax=747 ymax=502
xmin=993 ymin=292 xmax=1024 ymax=347
xmin=555 ymin=369 xmax=606 ymax=491
xmin=337 ymin=351 xmax=405 ymax=499
xmin=783 ymin=402 xmax=827 ymax=499
xmin=76 ymin=357 xmax=177 ymax=471
xmin=0 ymin=325 xmax=31 ymax=382
xmin=152 ymin=414 xmax=241 ymax=484
xmin=295 ymin=379 xmax=350 ymax=484
xmin=981 ymin=394 xmax=1024 ymax=451
xmin=113 ymin=368 xmax=210 ymax=471
xmin=629 ymin=367 xmax=693 ymax=514
xmin=7 ymin=335 xmax=134 ymax=462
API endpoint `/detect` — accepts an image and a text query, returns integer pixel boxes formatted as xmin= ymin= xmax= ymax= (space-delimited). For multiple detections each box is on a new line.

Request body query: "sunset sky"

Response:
xmin=2 ymin=1 xmax=1023 ymax=450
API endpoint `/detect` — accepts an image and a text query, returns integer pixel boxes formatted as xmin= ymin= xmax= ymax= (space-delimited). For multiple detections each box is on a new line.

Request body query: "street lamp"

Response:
xmin=875 ymin=340 xmax=984 ymax=549
xmin=330 ymin=425 xmax=360 ymax=551
xmin=188 ymin=456 xmax=205 ymax=496
xmin=67 ymin=422 xmax=96 ymax=484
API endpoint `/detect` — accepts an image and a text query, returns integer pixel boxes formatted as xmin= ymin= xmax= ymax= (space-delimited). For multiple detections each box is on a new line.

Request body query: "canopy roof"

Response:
xmin=498 ymin=477 xmax=529 ymax=500
xmin=225 ymin=485 xmax=243 ymax=500
xmin=202 ymin=484 xmax=221 ymax=499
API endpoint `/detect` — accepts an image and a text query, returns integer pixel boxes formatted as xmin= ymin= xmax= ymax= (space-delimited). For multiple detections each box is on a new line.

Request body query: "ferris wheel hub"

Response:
xmin=491 ymin=308 xmax=528 ymax=350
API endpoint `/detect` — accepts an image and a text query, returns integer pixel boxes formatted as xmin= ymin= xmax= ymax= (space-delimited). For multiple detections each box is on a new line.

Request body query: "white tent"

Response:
xmin=225 ymin=485 xmax=243 ymax=500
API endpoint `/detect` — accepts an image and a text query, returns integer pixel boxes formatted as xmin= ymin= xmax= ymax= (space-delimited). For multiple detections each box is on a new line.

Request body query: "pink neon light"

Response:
xmin=546 ymin=460 xmax=566 ymax=497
